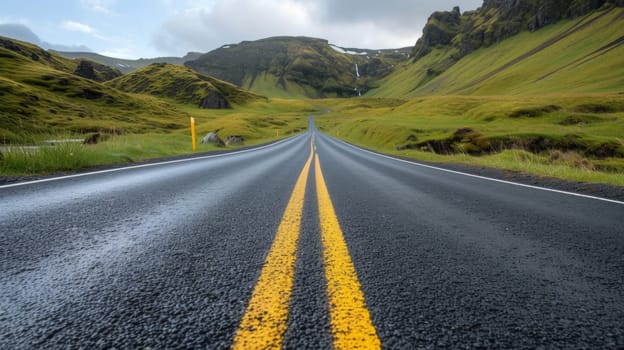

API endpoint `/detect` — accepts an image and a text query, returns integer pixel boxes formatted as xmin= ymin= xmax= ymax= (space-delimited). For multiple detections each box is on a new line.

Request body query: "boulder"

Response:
xmin=74 ymin=60 xmax=97 ymax=81
xmin=201 ymin=132 xmax=225 ymax=146
xmin=225 ymin=135 xmax=244 ymax=146
xmin=199 ymin=91 xmax=231 ymax=109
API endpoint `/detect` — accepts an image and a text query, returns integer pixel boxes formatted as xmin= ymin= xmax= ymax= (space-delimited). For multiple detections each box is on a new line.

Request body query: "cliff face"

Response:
xmin=413 ymin=0 xmax=624 ymax=60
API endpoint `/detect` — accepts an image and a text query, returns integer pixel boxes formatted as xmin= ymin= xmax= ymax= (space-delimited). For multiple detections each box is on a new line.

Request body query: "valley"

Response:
xmin=0 ymin=1 xmax=622 ymax=187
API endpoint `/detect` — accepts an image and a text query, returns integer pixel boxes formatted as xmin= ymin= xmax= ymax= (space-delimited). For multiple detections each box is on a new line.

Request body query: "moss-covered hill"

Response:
xmin=106 ymin=63 xmax=265 ymax=109
xmin=52 ymin=51 xmax=203 ymax=74
xmin=185 ymin=36 xmax=410 ymax=98
xmin=0 ymin=36 xmax=122 ymax=82
xmin=370 ymin=3 xmax=624 ymax=97
xmin=0 ymin=37 xmax=189 ymax=142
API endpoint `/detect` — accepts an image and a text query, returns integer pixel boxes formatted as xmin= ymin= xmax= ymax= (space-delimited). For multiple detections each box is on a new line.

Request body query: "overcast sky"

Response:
xmin=1 ymin=0 xmax=483 ymax=59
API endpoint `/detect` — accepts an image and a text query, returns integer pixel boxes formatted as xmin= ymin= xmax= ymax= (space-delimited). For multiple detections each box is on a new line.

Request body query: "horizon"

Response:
xmin=0 ymin=0 xmax=482 ymax=59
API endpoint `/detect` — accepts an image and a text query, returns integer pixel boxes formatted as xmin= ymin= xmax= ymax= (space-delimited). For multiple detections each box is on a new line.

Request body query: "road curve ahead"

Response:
xmin=1 ymin=118 xmax=623 ymax=349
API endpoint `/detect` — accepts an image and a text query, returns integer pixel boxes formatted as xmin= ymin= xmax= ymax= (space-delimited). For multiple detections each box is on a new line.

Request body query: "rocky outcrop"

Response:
xmin=201 ymin=132 xmax=225 ymax=146
xmin=413 ymin=0 xmax=624 ymax=60
xmin=225 ymin=135 xmax=244 ymax=146
xmin=199 ymin=91 xmax=231 ymax=109
xmin=74 ymin=59 xmax=122 ymax=82
xmin=413 ymin=7 xmax=461 ymax=59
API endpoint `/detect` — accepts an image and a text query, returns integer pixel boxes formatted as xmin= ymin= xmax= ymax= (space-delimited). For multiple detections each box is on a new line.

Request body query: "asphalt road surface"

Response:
xmin=1 ymin=118 xmax=623 ymax=349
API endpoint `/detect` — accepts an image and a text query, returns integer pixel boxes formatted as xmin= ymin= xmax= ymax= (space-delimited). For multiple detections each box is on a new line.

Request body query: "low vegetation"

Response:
xmin=316 ymin=95 xmax=624 ymax=186
xmin=0 ymin=98 xmax=314 ymax=175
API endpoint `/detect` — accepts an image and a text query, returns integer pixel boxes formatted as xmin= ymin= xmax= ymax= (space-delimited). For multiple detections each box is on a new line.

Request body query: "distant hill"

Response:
xmin=106 ymin=63 xmax=264 ymax=108
xmin=370 ymin=3 xmax=624 ymax=97
xmin=185 ymin=36 xmax=410 ymax=98
xmin=52 ymin=51 xmax=203 ymax=73
xmin=0 ymin=23 xmax=91 ymax=52
xmin=0 ymin=36 xmax=121 ymax=82
xmin=0 ymin=37 xmax=188 ymax=142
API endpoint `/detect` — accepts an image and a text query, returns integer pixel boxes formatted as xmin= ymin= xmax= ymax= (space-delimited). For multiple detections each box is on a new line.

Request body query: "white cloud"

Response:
xmin=80 ymin=0 xmax=116 ymax=14
xmin=151 ymin=0 xmax=483 ymax=55
xmin=62 ymin=20 xmax=94 ymax=34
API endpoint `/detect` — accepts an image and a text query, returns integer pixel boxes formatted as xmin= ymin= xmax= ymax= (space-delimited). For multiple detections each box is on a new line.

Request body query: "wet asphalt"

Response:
xmin=1 ymin=119 xmax=623 ymax=349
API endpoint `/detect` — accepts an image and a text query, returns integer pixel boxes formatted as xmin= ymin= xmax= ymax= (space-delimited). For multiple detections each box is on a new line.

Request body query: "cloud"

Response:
xmin=100 ymin=47 xmax=136 ymax=59
xmin=152 ymin=0 xmax=483 ymax=56
xmin=62 ymin=20 xmax=94 ymax=34
xmin=80 ymin=0 xmax=116 ymax=14
xmin=0 ymin=23 xmax=92 ymax=52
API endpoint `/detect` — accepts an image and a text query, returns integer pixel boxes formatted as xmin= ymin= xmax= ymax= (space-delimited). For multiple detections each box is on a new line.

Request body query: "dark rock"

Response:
xmin=199 ymin=91 xmax=231 ymax=109
xmin=83 ymin=133 xmax=101 ymax=145
xmin=413 ymin=0 xmax=624 ymax=64
xmin=73 ymin=59 xmax=122 ymax=82
xmin=413 ymin=8 xmax=462 ymax=59
xmin=225 ymin=135 xmax=244 ymax=146
xmin=74 ymin=60 xmax=97 ymax=81
xmin=31 ymin=52 xmax=39 ymax=61
xmin=201 ymin=132 xmax=225 ymax=147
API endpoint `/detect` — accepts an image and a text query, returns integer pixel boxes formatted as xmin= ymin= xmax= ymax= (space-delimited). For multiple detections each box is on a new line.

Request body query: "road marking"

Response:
xmin=330 ymin=136 xmax=624 ymax=206
xmin=0 ymin=134 xmax=303 ymax=190
xmin=232 ymin=136 xmax=314 ymax=349
xmin=315 ymin=153 xmax=381 ymax=350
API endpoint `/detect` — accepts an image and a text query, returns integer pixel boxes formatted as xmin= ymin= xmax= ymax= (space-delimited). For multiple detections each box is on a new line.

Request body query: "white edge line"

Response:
xmin=328 ymin=134 xmax=624 ymax=206
xmin=0 ymin=134 xmax=304 ymax=190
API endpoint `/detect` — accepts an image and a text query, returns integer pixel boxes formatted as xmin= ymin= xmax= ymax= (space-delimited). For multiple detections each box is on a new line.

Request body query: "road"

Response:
xmin=1 ymin=118 xmax=623 ymax=349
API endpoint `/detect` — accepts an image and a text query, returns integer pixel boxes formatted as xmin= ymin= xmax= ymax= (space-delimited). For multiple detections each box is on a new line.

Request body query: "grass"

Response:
xmin=369 ymin=7 xmax=624 ymax=97
xmin=316 ymin=94 xmax=624 ymax=187
xmin=0 ymin=98 xmax=314 ymax=175
xmin=106 ymin=63 xmax=263 ymax=106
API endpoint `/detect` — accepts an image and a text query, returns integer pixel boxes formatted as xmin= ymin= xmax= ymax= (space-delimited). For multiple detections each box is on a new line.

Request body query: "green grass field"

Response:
xmin=0 ymin=98 xmax=314 ymax=175
xmin=315 ymin=95 xmax=624 ymax=187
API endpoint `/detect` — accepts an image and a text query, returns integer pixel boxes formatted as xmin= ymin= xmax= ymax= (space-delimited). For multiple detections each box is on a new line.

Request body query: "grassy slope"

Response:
xmin=0 ymin=38 xmax=315 ymax=175
xmin=321 ymin=7 xmax=624 ymax=187
xmin=0 ymin=42 xmax=188 ymax=142
xmin=106 ymin=63 xmax=264 ymax=106
xmin=51 ymin=51 xmax=203 ymax=73
xmin=370 ymin=8 xmax=624 ymax=97
xmin=316 ymin=95 xmax=624 ymax=186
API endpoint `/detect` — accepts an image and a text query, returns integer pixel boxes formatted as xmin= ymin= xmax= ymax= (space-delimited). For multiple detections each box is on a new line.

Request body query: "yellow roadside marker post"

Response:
xmin=190 ymin=117 xmax=197 ymax=152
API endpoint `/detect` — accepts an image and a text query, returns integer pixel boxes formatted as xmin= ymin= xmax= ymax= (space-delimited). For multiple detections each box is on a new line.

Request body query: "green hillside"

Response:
xmin=106 ymin=63 xmax=264 ymax=108
xmin=52 ymin=50 xmax=203 ymax=73
xmin=318 ymin=3 xmax=624 ymax=187
xmin=0 ymin=37 xmax=122 ymax=82
xmin=186 ymin=36 xmax=410 ymax=98
xmin=0 ymin=37 xmax=190 ymax=142
xmin=370 ymin=5 xmax=624 ymax=97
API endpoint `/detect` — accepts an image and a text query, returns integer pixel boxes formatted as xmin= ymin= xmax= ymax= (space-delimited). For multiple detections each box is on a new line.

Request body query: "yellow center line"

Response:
xmin=315 ymin=153 xmax=382 ymax=350
xmin=232 ymin=135 xmax=314 ymax=350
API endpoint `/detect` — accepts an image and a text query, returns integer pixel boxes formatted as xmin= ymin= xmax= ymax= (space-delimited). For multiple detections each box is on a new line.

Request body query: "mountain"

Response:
xmin=0 ymin=37 xmax=187 ymax=142
xmin=185 ymin=36 xmax=410 ymax=98
xmin=106 ymin=63 xmax=264 ymax=108
xmin=370 ymin=2 xmax=624 ymax=97
xmin=0 ymin=23 xmax=92 ymax=52
xmin=51 ymin=51 xmax=204 ymax=74
xmin=0 ymin=36 xmax=121 ymax=82
xmin=412 ymin=0 xmax=624 ymax=61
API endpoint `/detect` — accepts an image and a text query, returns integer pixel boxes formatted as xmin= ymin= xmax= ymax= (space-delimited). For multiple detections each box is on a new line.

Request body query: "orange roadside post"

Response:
xmin=190 ymin=117 xmax=197 ymax=152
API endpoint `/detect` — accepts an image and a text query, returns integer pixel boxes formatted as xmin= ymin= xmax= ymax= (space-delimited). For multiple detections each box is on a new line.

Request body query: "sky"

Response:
xmin=0 ymin=0 xmax=483 ymax=59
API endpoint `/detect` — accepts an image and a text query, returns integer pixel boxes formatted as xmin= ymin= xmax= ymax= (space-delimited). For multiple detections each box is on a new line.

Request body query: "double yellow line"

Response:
xmin=232 ymin=134 xmax=380 ymax=349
